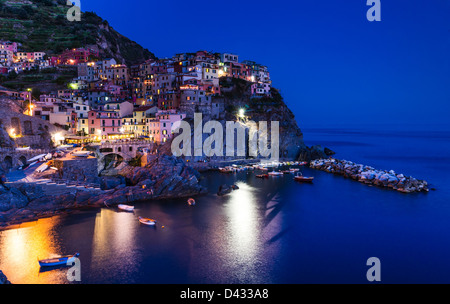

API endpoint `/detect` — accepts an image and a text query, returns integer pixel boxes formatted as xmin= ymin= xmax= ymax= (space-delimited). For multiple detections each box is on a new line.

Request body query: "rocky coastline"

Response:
xmin=0 ymin=270 xmax=11 ymax=284
xmin=310 ymin=158 xmax=430 ymax=193
xmin=0 ymin=155 xmax=206 ymax=229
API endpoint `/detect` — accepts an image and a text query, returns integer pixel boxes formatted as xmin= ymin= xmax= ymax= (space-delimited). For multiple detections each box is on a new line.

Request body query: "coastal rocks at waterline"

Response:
xmin=0 ymin=155 xmax=206 ymax=227
xmin=297 ymin=145 xmax=335 ymax=162
xmin=0 ymin=270 xmax=11 ymax=284
xmin=309 ymin=158 xmax=429 ymax=193
xmin=217 ymin=184 xmax=239 ymax=196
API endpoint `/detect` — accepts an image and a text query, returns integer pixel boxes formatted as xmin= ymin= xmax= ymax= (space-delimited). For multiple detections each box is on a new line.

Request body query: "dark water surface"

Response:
xmin=1 ymin=123 xmax=450 ymax=284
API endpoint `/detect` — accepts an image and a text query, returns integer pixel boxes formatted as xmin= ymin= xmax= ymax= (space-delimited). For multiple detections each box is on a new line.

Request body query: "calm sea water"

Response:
xmin=1 ymin=123 xmax=450 ymax=284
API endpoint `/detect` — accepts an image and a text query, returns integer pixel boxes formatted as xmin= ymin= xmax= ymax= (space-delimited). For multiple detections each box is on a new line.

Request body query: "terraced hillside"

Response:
xmin=0 ymin=0 xmax=155 ymax=65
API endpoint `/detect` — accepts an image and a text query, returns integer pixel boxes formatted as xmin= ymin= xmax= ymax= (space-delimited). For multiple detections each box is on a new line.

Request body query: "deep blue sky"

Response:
xmin=83 ymin=0 xmax=450 ymax=127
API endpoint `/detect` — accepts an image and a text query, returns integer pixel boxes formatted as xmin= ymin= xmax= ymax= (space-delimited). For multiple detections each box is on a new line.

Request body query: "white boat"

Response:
xmin=16 ymin=147 xmax=30 ymax=151
xmin=268 ymin=171 xmax=283 ymax=176
xmin=57 ymin=145 xmax=73 ymax=150
xmin=289 ymin=168 xmax=300 ymax=172
xmin=36 ymin=163 xmax=49 ymax=173
xmin=44 ymin=153 xmax=52 ymax=160
xmin=28 ymin=154 xmax=47 ymax=163
xmin=72 ymin=151 xmax=91 ymax=157
xmin=118 ymin=204 xmax=134 ymax=212
xmin=139 ymin=217 xmax=156 ymax=226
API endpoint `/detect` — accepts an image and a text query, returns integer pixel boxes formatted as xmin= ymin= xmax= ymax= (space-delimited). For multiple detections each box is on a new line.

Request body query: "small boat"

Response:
xmin=39 ymin=253 xmax=80 ymax=267
xmin=219 ymin=167 xmax=234 ymax=173
xmin=139 ymin=216 xmax=157 ymax=226
xmin=282 ymin=170 xmax=292 ymax=174
xmin=16 ymin=147 xmax=30 ymax=151
xmin=258 ymin=167 xmax=268 ymax=171
xmin=28 ymin=154 xmax=47 ymax=163
xmin=268 ymin=171 xmax=283 ymax=176
xmin=294 ymin=176 xmax=314 ymax=183
xmin=299 ymin=162 xmax=308 ymax=166
xmin=256 ymin=174 xmax=269 ymax=178
xmin=118 ymin=204 xmax=134 ymax=212
xmin=289 ymin=168 xmax=300 ymax=172
xmin=72 ymin=151 xmax=91 ymax=157
xmin=187 ymin=198 xmax=196 ymax=206
xmin=35 ymin=162 xmax=49 ymax=173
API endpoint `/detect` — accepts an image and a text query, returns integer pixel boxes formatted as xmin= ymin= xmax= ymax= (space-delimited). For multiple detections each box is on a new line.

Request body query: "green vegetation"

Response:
xmin=0 ymin=0 xmax=155 ymax=65
xmin=0 ymin=66 xmax=77 ymax=91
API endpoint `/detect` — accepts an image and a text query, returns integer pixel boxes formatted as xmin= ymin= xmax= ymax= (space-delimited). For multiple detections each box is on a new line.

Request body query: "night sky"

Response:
xmin=83 ymin=0 xmax=450 ymax=127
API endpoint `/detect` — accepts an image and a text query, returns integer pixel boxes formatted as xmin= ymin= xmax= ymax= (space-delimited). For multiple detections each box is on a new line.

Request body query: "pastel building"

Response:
xmin=88 ymin=110 xmax=122 ymax=137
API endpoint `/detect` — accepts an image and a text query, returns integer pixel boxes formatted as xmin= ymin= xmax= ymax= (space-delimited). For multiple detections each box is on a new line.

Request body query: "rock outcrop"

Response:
xmin=297 ymin=145 xmax=335 ymax=162
xmin=0 ymin=154 xmax=206 ymax=228
xmin=0 ymin=271 xmax=11 ymax=284
xmin=310 ymin=158 xmax=429 ymax=193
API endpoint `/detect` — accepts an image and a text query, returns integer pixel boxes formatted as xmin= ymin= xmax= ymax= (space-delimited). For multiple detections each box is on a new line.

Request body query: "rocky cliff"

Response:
xmin=162 ymin=77 xmax=333 ymax=162
xmin=0 ymin=154 xmax=206 ymax=228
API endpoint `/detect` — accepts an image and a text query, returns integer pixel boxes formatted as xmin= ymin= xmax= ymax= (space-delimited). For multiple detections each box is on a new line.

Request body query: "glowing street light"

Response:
xmin=238 ymin=108 xmax=245 ymax=118
xmin=8 ymin=128 xmax=16 ymax=138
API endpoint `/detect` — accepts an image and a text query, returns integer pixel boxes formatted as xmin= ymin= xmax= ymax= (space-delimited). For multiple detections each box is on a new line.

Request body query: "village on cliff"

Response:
xmin=0 ymin=41 xmax=272 ymax=145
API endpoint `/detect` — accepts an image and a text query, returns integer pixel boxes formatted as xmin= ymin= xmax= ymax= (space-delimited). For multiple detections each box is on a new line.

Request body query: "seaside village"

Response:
xmin=0 ymin=41 xmax=273 ymax=145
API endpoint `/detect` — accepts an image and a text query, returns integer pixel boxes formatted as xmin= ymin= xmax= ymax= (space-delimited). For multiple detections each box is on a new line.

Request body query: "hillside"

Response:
xmin=0 ymin=0 xmax=155 ymax=65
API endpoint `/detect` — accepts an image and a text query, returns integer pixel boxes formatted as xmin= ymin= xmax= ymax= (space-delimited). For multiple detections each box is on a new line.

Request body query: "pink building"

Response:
xmin=88 ymin=110 xmax=122 ymax=137
xmin=146 ymin=111 xmax=186 ymax=143
xmin=0 ymin=42 xmax=18 ymax=53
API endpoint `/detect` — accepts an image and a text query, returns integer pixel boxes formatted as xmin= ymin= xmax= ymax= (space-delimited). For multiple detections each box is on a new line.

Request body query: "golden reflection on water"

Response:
xmin=0 ymin=217 xmax=66 ymax=284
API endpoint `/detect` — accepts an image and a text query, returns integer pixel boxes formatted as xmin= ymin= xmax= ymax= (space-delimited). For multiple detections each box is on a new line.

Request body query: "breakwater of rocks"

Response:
xmin=309 ymin=158 xmax=429 ymax=193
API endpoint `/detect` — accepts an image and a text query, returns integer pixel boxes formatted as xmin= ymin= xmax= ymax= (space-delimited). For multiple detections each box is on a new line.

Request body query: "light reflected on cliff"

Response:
xmin=0 ymin=217 xmax=65 ymax=284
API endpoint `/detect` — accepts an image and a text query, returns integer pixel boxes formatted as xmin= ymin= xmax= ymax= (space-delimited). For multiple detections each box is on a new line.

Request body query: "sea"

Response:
xmin=1 ymin=123 xmax=450 ymax=284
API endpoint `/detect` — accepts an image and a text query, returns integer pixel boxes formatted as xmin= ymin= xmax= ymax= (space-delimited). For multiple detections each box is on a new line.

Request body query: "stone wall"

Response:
xmin=53 ymin=158 xmax=100 ymax=184
xmin=0 ymin=97 xmax=64 ymax=149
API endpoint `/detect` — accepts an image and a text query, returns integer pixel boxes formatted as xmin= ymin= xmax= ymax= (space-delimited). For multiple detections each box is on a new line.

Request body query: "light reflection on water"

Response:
xmin=223 ymin=182 xmax=260 ymax=280
xmin=0 ymin=217 xmax=66 ymax=284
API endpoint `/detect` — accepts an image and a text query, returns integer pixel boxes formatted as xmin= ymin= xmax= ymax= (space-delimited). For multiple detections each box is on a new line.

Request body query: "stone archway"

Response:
xmin=102 ymin=153 xmax=124 ymax=170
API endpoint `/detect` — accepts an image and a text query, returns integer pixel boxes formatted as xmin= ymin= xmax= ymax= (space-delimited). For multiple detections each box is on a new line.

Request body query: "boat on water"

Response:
xmin=299 ymin=162 xmax=308 ymax=166
xmin=294 ymin=175 xmax=314 ymax=183
xmin=38 ymin=253 xmax=80 ymax=267
xmin=138 ymin=216 xmax=157 ymax=226
xmin=282 ymin=170 xmax=292 ymax=174
xmin=268 ymin=171 xmax=283 ymax=176
xmin=256 ymin=174 xmax=269 ymax=178
xmin=72 ymin=151 xmax=91 ymax=157
xmin=118 ymin=204 xmax=134 ymax=212
xmin=289 ymin=168 xmax=300 ymax=172
xmin=187 ymin=198 xmax=196 ymax=206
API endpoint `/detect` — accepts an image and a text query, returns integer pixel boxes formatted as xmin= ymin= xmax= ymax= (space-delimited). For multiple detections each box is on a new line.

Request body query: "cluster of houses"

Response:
xmin=0 ymin=41 xmax=273 ymax=145
xmin=0 ymin=41 xmax=99 ymax=74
